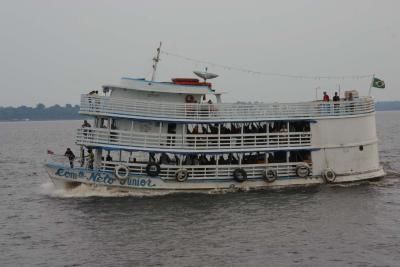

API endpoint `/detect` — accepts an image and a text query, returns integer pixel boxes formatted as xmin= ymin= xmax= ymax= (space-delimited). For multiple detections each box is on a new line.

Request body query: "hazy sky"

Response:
xmin=1 ymin=0 xmax=399 ymax=107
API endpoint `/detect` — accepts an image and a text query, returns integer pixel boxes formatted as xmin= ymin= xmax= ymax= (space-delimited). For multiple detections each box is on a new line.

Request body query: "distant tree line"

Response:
xmin=0 ymin=104 xmax=83 ymax=121
xmin=375 ymin=101 xmax=400 ymax=111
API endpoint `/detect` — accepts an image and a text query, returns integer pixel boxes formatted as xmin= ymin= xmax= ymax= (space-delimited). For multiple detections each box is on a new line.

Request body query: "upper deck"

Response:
xmin=80 ymin=95 xmax=375 ymax=123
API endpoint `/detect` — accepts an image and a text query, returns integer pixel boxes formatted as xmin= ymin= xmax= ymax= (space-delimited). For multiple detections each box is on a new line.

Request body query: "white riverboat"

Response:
xmin=45 ymin=48 xmax=385 ymax=192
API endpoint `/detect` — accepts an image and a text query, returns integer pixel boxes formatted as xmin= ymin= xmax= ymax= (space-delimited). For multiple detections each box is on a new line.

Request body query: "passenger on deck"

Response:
xmin=218 ymin=155 xmax=226 ymax=165
xmin=209 ymin=156 xmax=216 ymax=165
xmin=82 ymin=120 xmax=91 ymax=128
xmin=333 ymin=92 xmax=340 ymax=101
xmin=207 ymin=99 xmax=218 ymax=114
xmin=279 ymin=125 xmax=288 ymax=132
xmin=221 ymin=125 xmax=229 ymax=134
xmin=267 ymin=153 xmax=275 ymax=163
xmin=183 ymin=156 xmax=193 ymax=165
xmin=160 ymin=153 xmax=170 ymax=164
xmin=87 ymin=149 xmax=94 ymax=169
xmin=64 ymin=148 xmax=76 ymax=168
xmin=192 ymin=155 xmax=199 ymax=165
xmin=347 ymin=92 xmax=354 ymax=101
xmin=106 ymin=152 xmax=112 ymax=161
xmin=347 ymin=92 xmax=355 ymax=111
xmin=228 ymin=153 xmax=238 ymax=164
xmin=210 ymin=124 xmax=218 ymax=134
xmin=174 ymin=155 xmax=180 ymax=165
xmin=192 ymin=125 xmax=199 ymax=134
xmin=81 ymin=120 xmax=91 ymax=136
xmin=323 ymin=92 xmax=330 ymax=101
xmin=149 ymin=152 xmax=156 ymax=163
xmin=199 ymin=155 xmax=209 ymax=165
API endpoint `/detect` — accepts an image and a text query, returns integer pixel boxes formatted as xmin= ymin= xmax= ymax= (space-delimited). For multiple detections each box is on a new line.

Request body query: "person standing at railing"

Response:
xmin=81 ymin=120 xmax=91 ymax=137
xmin=82 ymin=120 xmax=91 ymax=128
xmin=64 ymin=148 xmax=76 ymax=168
xmin=347 ymin=92 xmax=355 ymax=112
xmin=347 ymin=92 xmax=353 ymax=101
xmin=323 ymin=92 xmax=330 ymax=102
xmin=106 ymin=151 xmax=112 ymax=161
xmin=333 ymin=92 xmax=340 ymax=113
xmin=87 ymin=90 xmax=98 ymax=111
xmin=322 ymin=91 xmax=331 ymax=114
xmin=87 ymin=149 xmax=94 ymax=169
xmin=207 ymin=99 xmax=218 ymax=116
xmin=333 ymin=92 xmax=340 ymax=101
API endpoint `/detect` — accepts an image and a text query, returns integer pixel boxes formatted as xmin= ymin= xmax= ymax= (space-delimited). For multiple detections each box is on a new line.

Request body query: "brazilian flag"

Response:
xmin=372 ymin=77 xmax=385 ymax=89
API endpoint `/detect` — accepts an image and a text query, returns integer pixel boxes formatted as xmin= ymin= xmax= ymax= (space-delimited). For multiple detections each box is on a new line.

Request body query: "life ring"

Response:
xmin=233 ymin=168 xmax=247 ymax=183
xmin=323 ymin=168 xmax=336 ymax=183
xmin=146 ymin=163 xmax=161 ymax=177
xmin=296 ymin=163 xmax=311 ymax=178
xmin=115 ymin=164 xmax=129 ymax=180
xmin=175 ymin=169 xmax=189 ymax=182
xmin=263 ymin=168 xmax=277 ymax=183
xmin=185 ymin=94 xmax=195 ymax=103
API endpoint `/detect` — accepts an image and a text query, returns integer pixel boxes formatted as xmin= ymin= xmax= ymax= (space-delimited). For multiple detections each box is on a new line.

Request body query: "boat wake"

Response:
xmin=39 ymin=180 xmax=244 ymax=198
xmin=328 ymin=170 xmax=400 ymax=188
xmin=39 ymin=182 xmax=178 ymax=198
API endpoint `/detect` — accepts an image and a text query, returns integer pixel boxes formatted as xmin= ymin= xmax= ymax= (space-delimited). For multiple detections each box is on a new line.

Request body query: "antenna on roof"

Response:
xmin=150 ymin=42 xmax=162 ymax=83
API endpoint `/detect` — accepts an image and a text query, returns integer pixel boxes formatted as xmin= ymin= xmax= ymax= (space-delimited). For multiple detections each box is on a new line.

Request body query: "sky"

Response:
xmin=0 ymin=0 xmax=399 ymax=107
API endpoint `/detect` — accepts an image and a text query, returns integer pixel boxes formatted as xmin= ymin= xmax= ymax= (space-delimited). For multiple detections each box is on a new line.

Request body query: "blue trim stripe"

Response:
xmin=82 ymin=143 xmax=320 ymax=155
xmin=79 ymin=111 xmax=318 ymax=124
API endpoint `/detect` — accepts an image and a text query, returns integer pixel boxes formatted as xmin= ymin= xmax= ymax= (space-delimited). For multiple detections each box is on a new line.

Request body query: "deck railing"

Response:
xmin=47 ymin=155 xmax=310 ymax=180
xmin=100 ymin=161 xmax=309 ymax=180
xmin=80 ymin=95 xmax=375 ymax=121
xmin=76 ymin=128 xmax=311 ymax=151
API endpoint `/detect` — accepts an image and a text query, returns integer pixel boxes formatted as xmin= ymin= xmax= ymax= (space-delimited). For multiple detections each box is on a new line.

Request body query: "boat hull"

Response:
xmin=45 ymin=163 xmax=385 ymax=192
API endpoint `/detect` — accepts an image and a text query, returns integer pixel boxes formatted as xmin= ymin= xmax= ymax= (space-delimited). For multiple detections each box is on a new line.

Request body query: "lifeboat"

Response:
xmin=172 ymin=78 xmax=212 ymax=88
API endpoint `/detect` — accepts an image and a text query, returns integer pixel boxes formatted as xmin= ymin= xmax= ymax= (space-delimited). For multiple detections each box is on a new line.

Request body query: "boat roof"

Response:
xmin=103 ymin=77 xmax=223 ymax=95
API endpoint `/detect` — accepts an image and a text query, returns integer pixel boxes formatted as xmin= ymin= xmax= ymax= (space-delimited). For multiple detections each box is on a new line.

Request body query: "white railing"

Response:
xmin=100 ymin=161 xmax=310 ymax=180
xmin=76 ymin=128 xmax=311 ymax=151
xmin=80 ymin=95 xmax=375 ymax=121
xmin=47 ymin=155 xmax=311 ymax=179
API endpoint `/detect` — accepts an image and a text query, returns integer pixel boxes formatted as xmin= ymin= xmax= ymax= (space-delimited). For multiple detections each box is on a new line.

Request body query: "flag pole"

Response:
xmin=368 ymin=74 xmax=375 ymax=96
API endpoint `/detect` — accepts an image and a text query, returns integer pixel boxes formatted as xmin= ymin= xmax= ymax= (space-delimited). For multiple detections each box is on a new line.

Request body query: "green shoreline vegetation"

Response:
xmin=0 ymin=104 xmax=82 ymax=121
xmin=0 ymin=101 xmax=399 ymax=121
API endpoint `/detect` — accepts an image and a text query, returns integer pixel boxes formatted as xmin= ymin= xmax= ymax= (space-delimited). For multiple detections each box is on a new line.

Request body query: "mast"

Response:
xmin=150 ymin=42 xmax=162 ymax=83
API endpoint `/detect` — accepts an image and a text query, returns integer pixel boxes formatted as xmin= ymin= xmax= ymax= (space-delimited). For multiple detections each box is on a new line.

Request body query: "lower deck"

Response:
xmin=45 ymin=161 xmax=385 ymax=191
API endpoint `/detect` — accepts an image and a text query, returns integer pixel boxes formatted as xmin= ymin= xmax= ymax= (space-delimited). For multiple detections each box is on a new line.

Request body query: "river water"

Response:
xmin=0 ymin=112 xmax=399 ymax=267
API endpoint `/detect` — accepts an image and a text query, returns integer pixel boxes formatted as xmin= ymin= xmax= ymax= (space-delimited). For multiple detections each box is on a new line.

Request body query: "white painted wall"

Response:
xmin=311 ymin=113 xmax=380 ymax=175
xmin=311 ymin=114 xmax=377 ymax=147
